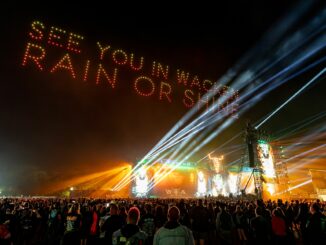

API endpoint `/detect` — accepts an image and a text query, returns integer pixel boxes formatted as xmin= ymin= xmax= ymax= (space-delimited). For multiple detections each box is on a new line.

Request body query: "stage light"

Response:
xmin=197 ymin=171 xmax=207 ymax=196
xmin=147 ymin=124 xmax=216 ymax=191
xmin=257 ymin=141 xmax=276 ymax=178
xmin=228 ymin=173 xmax=238 ymax=194
xmin=133 ymin=166 xmax=149 ymax=197
xmin=114 ymin=146 xmax=175 ymax=191
xmin=209 ymin=154 xmax=224 ymax=173
xmin=276 ymin=179 xmax=312 ymax=195
xmin=277 ymin=143 xmax=326 ymax=166
xmin=289 ymin=179 xmax=312 ymax=191
xmin=266 ymin=183 xmax=275 ymax=195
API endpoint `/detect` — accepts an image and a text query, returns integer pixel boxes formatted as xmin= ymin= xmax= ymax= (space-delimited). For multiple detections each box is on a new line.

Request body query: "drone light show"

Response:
xmin=21 ymin=20 xmax=239 ymax=113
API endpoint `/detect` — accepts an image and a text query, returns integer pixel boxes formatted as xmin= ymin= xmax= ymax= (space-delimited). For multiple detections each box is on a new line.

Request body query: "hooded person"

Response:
xmin=153 ymin=206 xmax=194 ymax=245
xmin=112 ymin=207 xmax=147 ymax=245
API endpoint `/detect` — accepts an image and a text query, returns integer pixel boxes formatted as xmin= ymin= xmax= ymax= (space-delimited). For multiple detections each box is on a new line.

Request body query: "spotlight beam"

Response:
xmin=137 ymin=2 xmax=322 ymax=172
xmin=117 ymin=3 xmax=325 ymax=195
xmin=276 ymin=179 xmax=312 ymax=195
xmin=256 ymin=68 xmax=326 ymax=128
xmin=286 ymin=144 xmax=326 ymax=172
xmin=157 ymin=59 xmax=326 ymax=183
xmin=274 ymin=110 xmax=326 ymax=140
xmin=144 ymin=14 xmax=326 ymax=172
xmin=197 ymin=132 xmax=242 ymax=163
xmin=147 ymin=124 xmax=216 ymax=190
xmin=177 ymin=60 xmax=326 ymax=175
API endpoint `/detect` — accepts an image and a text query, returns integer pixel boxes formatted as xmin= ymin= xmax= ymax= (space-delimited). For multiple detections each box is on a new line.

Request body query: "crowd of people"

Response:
xmin=0 ymin=196 xmax=325 ymax=245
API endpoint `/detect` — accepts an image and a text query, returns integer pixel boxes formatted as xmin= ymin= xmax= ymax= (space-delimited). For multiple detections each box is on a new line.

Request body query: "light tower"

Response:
xmin=237 ymin=121 xmax=264 ymax=199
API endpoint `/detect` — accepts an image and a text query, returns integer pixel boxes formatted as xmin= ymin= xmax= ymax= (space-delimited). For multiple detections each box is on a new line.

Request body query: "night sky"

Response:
xmin=0 ymin=1 xmax=325 ymax=195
